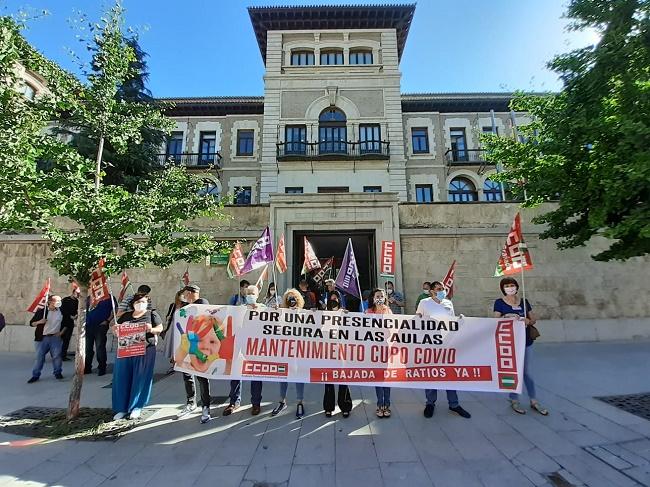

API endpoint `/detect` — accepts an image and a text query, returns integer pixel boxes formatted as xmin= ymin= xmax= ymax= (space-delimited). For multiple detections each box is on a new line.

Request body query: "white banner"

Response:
xmin=173 ymin=305 xmax=526 ymax=393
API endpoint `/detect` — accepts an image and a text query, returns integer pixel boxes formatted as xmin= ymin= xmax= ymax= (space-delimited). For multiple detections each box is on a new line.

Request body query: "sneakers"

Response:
xmin=271 ymin=401 xmax=287 ymax=416
xmin=129 ymin=408 xmax=142 ymax=420
xmin=449 ymin=405 xmax=471 ymax=419
xmin=113 ymin=412 xmax=126 ymax=421
xmin=174 ymin=402 xmax=197 ymax=420
xmin=423 ymin=404 xmax=435 ymax=418
xmin=222 ymin=403 xmax=239 ymax=416
xmin=55 ymin=373 xmax=64 ymax=380
xmin=251 ymin=405 xmax=261 ymax=416
xmin=295 ymin=403 xmax=305 ymax=419
xmin=200 ymin=406 xmax=211 ymax=424
xmin=27 ymin=377 xmax=39 ymax=384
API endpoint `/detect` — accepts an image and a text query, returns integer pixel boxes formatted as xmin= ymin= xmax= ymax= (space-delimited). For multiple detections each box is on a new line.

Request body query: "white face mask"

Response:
xmin=386 ymin=288 xmax=394 ymax=295
xmin=375 ymin=297 xmax=386 ymax=305
xmin=504 ymin=287 xmax=518 ymax=296
xmin=245 ymin=295 xmax=257 ymax=304
xmin=134 ymin=302 xmax=148 ymax=312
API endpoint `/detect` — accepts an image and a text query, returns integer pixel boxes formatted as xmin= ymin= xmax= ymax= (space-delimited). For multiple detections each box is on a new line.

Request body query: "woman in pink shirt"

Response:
xmin=365 ymin=288 xmax=393 ymax=418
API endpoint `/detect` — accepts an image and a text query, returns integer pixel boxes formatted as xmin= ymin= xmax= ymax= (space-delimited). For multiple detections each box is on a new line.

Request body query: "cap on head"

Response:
xmin=184 ymin=284 xmax=200 ymax=293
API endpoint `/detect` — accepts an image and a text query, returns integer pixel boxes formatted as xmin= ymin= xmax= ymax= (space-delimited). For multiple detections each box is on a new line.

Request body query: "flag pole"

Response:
xmin=106 ymin=272 xmax=118 ymax=327
xmin=350 ymin=239 xmax=365 ymax=312
xmin=519 ymin=243 xmax=528 ymax=321
xmin=44 ymin=278 xmax=50 ymax=320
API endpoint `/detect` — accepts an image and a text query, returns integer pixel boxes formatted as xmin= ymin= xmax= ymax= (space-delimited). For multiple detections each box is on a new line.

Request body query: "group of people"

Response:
xmin=26 ymin=274 xmax=548 ymax=424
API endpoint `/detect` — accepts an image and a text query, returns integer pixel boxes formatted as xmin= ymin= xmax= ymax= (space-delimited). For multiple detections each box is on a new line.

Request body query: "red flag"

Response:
xmin=227 ymin=242 xmax=246 ymax=278
xmin=275 ymin=234 xmax=288 ymax=274
xmin=89 ymin=258 xmax=110 ymax=308
xmin=442 ymin=260 xmax=456 ymax=299
xmin=301 ymin=237 xmax=321 ymax=275
xmin=255 ymin=265 xmax=269 ymax=292
xmin=182 ymin=268 xmax=190 ymax=287
xmin=494 ymin=213 xmax=534 ymax=276
xmin=27 ymin=278 xmax=51 ymax=313
xmin=118 ymin=271 xmax=131 ymax=302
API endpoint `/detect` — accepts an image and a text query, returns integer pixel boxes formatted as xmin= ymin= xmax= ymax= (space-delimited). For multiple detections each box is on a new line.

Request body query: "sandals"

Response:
xmin=325 ymin=411 xmax=332 ymax=418
xmin=510 ymin=400 xmax=526 ymax=415
xmin=531 ymin=401 xmax=549 ymax=416
xmin=383 ymin=407 xmax=391 ymax=418
xmin=376 ymin=407 xmax=384 ymax=418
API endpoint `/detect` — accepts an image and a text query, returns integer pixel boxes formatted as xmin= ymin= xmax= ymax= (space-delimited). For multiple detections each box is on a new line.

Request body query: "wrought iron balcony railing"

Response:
xmin=277 ymin=141 xmax=390 ymax=160
xmin=444 ymin=148 xmax=494 ymax=165
xmin=156 ymin=152 xmax=222 ymax=168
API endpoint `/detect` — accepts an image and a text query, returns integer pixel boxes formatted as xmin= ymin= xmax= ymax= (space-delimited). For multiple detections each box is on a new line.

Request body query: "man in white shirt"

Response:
xmin=416 ymin=281 xmax=471 ymax=419
xmin=28 ymin=295 xmax=65 ymax=383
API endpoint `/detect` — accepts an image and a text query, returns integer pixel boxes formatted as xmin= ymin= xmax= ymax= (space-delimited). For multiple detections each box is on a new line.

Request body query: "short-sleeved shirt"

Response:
xmin=416 ymin=297 xmax=455 ymax=318
xmin=42 ymin=308 xmax=63 ymax=335
xmin=493 ymin=298 xmax=534 ymax=346
xmin=117 ymin=310 xmax=163 ymax=347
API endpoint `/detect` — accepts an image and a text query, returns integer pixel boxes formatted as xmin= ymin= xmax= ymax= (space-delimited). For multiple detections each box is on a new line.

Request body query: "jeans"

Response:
xmin=510 ymin=345 xmax=536 ymax=401
xmin=375 ymin=387 xmax=391 ymax=407
xmin=182 ymin=373 xmax=211 ymax=407
xmin=32 ymin=335 xmax=63 ymax=378
xmin=280 ymin=382 xmax=304 ymax=402
xmin=112 ymin=345 xmax=156 ymax=414
xmin=323 ymin=384 xmax=352 ymax=413
xmin=425 ymin=389 xmax=459 ymax=408
xmin=229 ymin=380 xmax=263 ymax=407
xmin=85 ymin=325 xmax=108 ymax=372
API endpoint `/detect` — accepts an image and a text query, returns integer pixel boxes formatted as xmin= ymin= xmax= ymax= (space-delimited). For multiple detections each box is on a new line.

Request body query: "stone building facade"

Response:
xmin=2 ymin=5 xmax=648 ymax=351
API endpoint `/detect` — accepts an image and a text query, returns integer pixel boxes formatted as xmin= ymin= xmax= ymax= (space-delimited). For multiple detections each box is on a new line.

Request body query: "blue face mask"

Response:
xmin=436 ymin=290 xmax=447 ymax=301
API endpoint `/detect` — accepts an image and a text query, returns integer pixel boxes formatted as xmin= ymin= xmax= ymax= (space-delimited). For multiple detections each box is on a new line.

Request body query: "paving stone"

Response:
xmin=288 ymin=464 xmax=336 ymax=487
xmin=586 ymin=445 xmax=635 ymax=470
xmin=554 ymin=452 xmax=639 ymax=487
xmin=335 ymin=467 xmax=383 ymax=487
xmin=192 ymin=466 xmax=247 ymax=487
xmin=624 ymin=465 xmax=650 ymax=486
xmin=379 ymin=461 xmax=433 ymax=487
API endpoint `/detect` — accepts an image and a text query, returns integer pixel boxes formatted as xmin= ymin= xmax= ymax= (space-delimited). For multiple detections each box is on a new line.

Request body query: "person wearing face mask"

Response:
xmin=320 ymin=279 xmax=346 ymax=310
xmin=323 ymin=290 xmax=353 ymax=417
xmin=494 ymin=277 xmax=548 ymax=416
xmin=116 ymin=284 xmax=152 ymax=319
xmin=414 ymin=281 xmax=431 ymax=312
xmin=263 ymin=282 xmax=280 ymax=307
xmin=224 ymin=285 xmax=264 ymax=416
xmin=28 ymin=295 xmax=65 ymax=383
xmin=111 ymin=293 xmax=163 ymax=420
xmin=384 ymin=281 xmax=404 ymax=314
xmin=229 ymin=279 xmax=250 ymax=306
xmin=365 ymin=288 xmax=394 ymax=418
xmin=271 ymin=289 xmax=307 ymax=418
xmin=416 ymin=281 xmax=471 ymax=419
xmin=175 ymin=284 xmax=214 ymax=423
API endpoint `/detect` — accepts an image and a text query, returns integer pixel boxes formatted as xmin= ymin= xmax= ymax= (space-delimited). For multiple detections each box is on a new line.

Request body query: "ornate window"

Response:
xmin=291 ymin=50 xmax=314 ymax=66
xmin=448 ymin=177 xmax=478 ymax=202
xmin=350 ymin=50 xmax=373 ymax=64
xmin=320 ymin=50 xmax=344 ymax=65
xmin=319 ymin=108 xmax=347 ymax=154
xmin=483 ymin=179 xmax=504 ymax=201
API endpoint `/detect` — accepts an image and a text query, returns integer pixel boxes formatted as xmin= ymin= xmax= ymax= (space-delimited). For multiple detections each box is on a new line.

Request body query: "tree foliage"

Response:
xmin=483 ymin=0 xmax=650 ymax=261
xmin=0 ymin=3 xmax=229 ymax=419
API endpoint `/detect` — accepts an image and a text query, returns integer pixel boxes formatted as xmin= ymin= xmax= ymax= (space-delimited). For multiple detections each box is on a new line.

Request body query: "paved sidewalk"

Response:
xmin=1 ymin=341 xmax=650 ymax=487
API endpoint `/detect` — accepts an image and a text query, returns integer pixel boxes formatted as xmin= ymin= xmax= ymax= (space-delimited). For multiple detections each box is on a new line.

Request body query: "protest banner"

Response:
xmin=116 ymin=321 xmax=147 ymax=358
xmin=173 ymin=305 xmax=526 ymax=393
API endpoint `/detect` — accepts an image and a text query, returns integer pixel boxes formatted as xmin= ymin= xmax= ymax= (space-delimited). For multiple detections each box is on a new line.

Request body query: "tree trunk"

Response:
xmin=67 ymin=286 xmax=88 ymax=420
xmin=94 ymin=135 xmax=105 ymax=192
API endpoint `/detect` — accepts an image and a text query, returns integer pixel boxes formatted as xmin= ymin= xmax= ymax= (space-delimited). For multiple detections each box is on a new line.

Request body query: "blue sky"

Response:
xmin=3 ymin=0 xmax=599 ymax=97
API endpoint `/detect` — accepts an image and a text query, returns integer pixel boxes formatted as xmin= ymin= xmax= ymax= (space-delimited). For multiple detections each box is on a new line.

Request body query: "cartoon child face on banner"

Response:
xmin=174 ymin=306 xmax=235 ymax=374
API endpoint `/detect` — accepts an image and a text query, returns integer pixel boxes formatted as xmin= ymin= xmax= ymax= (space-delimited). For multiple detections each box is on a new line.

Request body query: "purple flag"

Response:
xmin=335 ymin=238 xmax=361 ymax=298
xmin=240 ymin=227 xmax=274 ymax=275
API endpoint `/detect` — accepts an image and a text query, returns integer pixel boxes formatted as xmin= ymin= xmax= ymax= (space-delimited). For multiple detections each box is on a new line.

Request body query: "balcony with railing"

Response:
xmin=444 ymin=148 xmax=494 ymax=165
xmin=156 ymin=152 xmax=223 ymax=169
xmin=276 ymin=140 xmax=390 ymax=161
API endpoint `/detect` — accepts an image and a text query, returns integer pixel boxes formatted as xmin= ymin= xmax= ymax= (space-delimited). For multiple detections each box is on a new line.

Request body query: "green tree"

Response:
xmin=483 ymin=0 xmax=650 ymax=261
xmin=59 ymin=34 xmax=167 ymax=191
xmin=0 ymin=5 xmax=229 ymax=420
